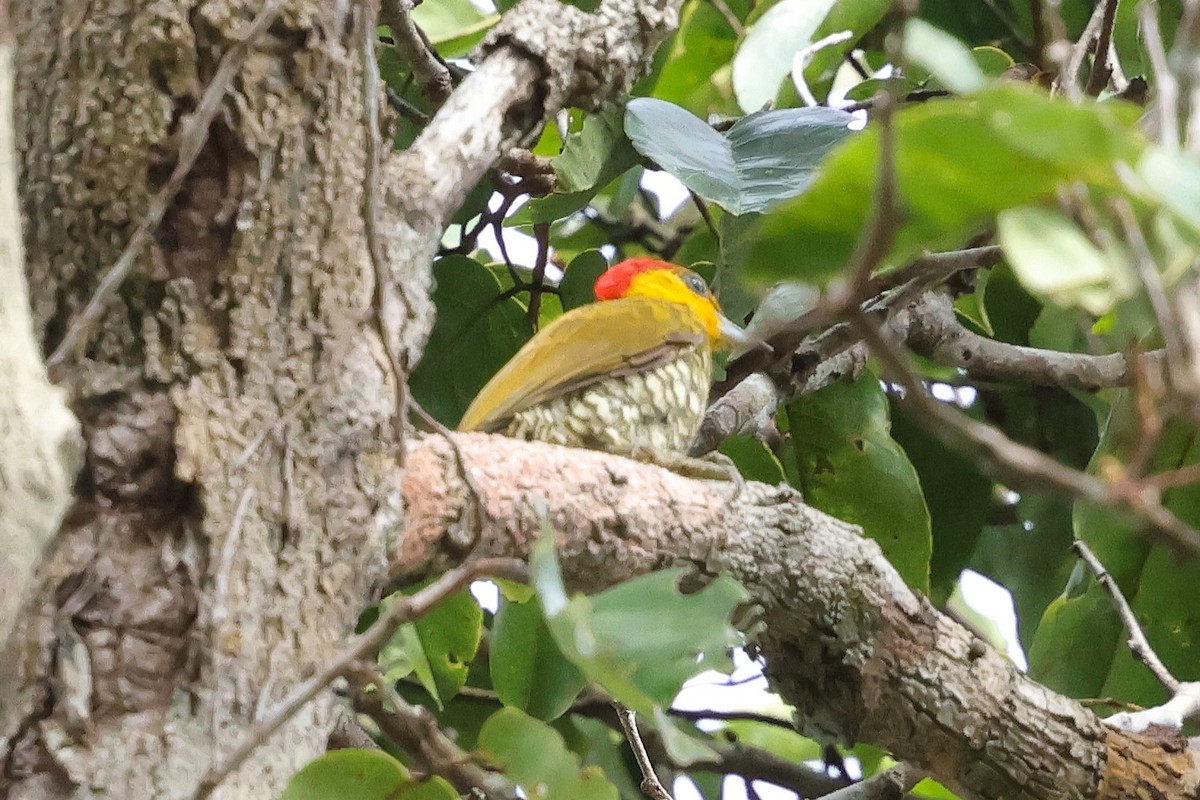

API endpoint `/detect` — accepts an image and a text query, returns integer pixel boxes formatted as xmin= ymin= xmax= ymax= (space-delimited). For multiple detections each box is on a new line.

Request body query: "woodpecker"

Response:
xmin=458 ymin=258 xmax=748 ymax=455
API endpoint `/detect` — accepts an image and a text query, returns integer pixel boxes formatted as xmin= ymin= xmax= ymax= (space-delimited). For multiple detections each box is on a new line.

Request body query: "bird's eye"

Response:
xmin=683 ymin=272 xmax=708 ymax=296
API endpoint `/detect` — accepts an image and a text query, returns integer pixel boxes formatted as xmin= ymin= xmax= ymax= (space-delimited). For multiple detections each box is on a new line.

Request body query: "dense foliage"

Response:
xmin=289 ymin=1 xmax=1199 ymax=797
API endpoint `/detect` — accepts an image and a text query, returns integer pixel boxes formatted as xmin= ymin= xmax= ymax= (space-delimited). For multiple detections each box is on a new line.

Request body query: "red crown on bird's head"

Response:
xmin=593 ymin=258 xmax=676 ymax=301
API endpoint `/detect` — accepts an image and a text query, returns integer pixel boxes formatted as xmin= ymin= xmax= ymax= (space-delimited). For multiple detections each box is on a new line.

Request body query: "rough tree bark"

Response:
xmin=5 ymin=0 xmax=1192 ymax=798
xmin=401 ymin=434 xmax=1200 ymax=800
xmin=0 ymin=0 xmax=81 ymax=654
xmin=1 ymin=0 xmax=682 ymax=796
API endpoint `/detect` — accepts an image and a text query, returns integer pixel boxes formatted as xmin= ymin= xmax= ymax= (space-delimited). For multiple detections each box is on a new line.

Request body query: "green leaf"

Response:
xmin=890 ymin=404 xmax=991 ymax=604
xmin=570 ymin=716 xmax=643 ymax=798
xmin=804 ymin=0 xmax=890 ymax=89
xmin=719 ymin=436 xmax=786 ymax=485
xmin=624 ymin=98 xmax=855 ymax=215
xmin=953 ymin=266 xmax=993 ymax=335
xmin=380 ymin=622 xmax=439 ymax=700
xmin=559 ymin=250 xmax=610 ymax=311
xmin=722 ymin=718 xmax=822 ymax=763
xmin=410 ymin=256 xmax=534 ymax=427
xmin=510 ymin=191 xmax=595 ymax=226
xmin=997 ymin=206 xmax=1133 ymax=315
xmin=410 ymin=0 xmax=499 ymax=58
xmin=735 ymin=280 xmax=821 ymax=352
xmin=479 ymin=708 xmax=619 ymax=800
xmin=531 ymin=536 xmax=748 ymax=713
xmin=731 ymin=0 xmax=837 ymax=112
xmin=1027 ymin=393 xmax=1200 ymax=702
xmin=281 ymin=750 xmax=456 ymax=800
xmin=379 ymin=586 xmax=483 ymax=708
xmin=491 ymin=596 xmax=588 ymax=721
xmin=640 ymin=0 xmax=741 ymax=116
xmin=785 ymin=375 xmax=932 ymax=590
xmin=653 ymin=708 xmax=721 ymax=765
xmin=554 ymin=106 xmax=641 ymax=194
xmin=903 ymin=19 xmax=985 ymax=95
xmin=746 ymin=84 xmax=1144 ymax=285
xmin=970 ymin=494 xmax=1076 ymax=649
xmin=1136 ymin=146 xmax=1200 ymax=233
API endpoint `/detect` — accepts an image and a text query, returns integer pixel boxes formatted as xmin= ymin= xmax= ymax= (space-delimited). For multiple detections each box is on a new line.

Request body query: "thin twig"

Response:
xmin=189 ymin=557 xmax=526 ymax=800
xmin=1073 ymin=540 xmax=1179 ymax=692
xmin=840 ymin=88 xmax=950 ymax=113
xmin=1078 ymin=539 xmax=1200 ymax=732
xmin=362 ymin=0 xmax=413 ymax=465
xmin=1059 ymin=0 xmax=1106 ymax=99
xmin=1138 ymin=1 xmax=1180 ymax=150
xmin=791 ymin=30 xmax=854 ymax=107
xmin=980 ymin=0 xmax=1035 ymax=52
xmin=350 ymin=666 xmax=517 ymax=800
xmin=1084 ymin=0 xmax=1120 ymax=95
xmin=1112 ymin=199 xmax=1193 ymax=397
xmin=1144 ymin=460 xmax=1200 ymax=491
xmin=689 ymin=190 xmax=719 ymax=242
xmin=380 ymin=0 xmax=452 ymax=104
xmin=668 ymin=708 xmax=793 ymax=729
xmin=846 ymin=304 xmax=1200 ymax=557
xmin=1030 ymin=0 xmax=1047 ymax=70
xmin=615 ymin=704 xmax=674 ymax=800
xmin=411 ymin=406 xmax=492 ymax=553
xmin=841 ymin=84 xmax=901 ymax=297
xmin=708 ymin=0 xmax=743 ymax=35
xmin=45 ymin=0 xmax=285 ymax=372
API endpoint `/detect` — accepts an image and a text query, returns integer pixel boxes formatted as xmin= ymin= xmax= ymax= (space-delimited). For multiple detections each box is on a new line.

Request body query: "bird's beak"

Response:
xmin=715 ymin=311 xmax=753 ymax=347
xmin=718 ymin=314 xmax=770 ymax=353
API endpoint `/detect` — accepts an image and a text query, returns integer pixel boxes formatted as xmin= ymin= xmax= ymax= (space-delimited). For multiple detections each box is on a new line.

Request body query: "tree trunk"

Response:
xmin=4 ymin=1 xmax=425 ymax=795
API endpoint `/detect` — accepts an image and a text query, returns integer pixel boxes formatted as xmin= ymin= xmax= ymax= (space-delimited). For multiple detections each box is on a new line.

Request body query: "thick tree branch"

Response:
xmin=380 ymin=0 xmax=453 ymax=104
xmin=384 ymin=0 xmax=685 ymax=365
xmin=903 ymin=292 xmax=1162 ymax=391
xmin=0 ymin=5 xmax=81 ymax=648
xmin=697 ymin=286 xmax=1158 ymax=454
xmin=399 ymin=434 xmax=1200 ymax=800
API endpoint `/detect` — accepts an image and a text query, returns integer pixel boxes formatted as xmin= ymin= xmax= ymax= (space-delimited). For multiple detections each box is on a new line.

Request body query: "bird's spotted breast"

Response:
xmin=504 ymin=348 xmax=712 ymax=454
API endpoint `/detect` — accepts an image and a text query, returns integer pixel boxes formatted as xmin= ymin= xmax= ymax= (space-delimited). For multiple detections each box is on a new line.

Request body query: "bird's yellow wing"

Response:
xmin=458 ymin=296 xmax=708 ymax=432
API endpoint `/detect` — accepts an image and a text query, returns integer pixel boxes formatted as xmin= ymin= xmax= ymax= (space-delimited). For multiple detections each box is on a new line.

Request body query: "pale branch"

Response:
xmin=903 ymin=292 xmax=1163 ymax=391
xmin=0 ymin=6 xmax=82 ymax=648
xmin=1138 ymin=1 xmax=1180 ymax=150
xmin=1084 ymin=0 xmax=1120 ymax=95
xmin=818 ymin=764 xmax=924 ymax=800
xmin=190 ymin=557 xmax=526 ymax=800
xmin=350 ymin=667 xmax=518 ymax=800
xmin=380 ymin=0 xmax=453 ymax=104
xmin=1073 ymin=540 xmax=1200 ymax=735
xmin=616 ymin=704 xmax=675 ymax=800
xmin=792 ymin=30 xmax=854 ymax=107
xmin=44 ymin=0 xmax=284 ymax=372
xmin=716 ymin=247 xmax=999 ymax=393
xmin=1073 ymin=540 xmax=1178 ymax=693
xmin=1058 ymin=0 xmax=1107 ymax=99
xmin=697 ymin=286 xmax=1158 ymax=454
xmin=400 ymin=433 xmax=1200 ymax=800
xmin=384 ymin=0 xmax=687 ymax=364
